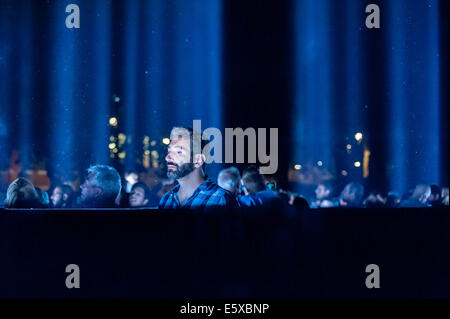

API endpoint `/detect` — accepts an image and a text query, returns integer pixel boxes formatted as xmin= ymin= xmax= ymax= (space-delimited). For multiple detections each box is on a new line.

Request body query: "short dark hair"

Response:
xmin=58 ymin=184 xmax=75 ymax=207
xmin=242 ymin=170 xmax=266 ymax=194
xmin=131 ymin=182 xmax=151 ymax=200
xmin=430 ymin=184 xmax=441 ymax=197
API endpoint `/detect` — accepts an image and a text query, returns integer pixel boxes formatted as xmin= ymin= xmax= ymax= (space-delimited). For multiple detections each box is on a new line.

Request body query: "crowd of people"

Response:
xmin=1 ymin=126 xmax=449 ymax=211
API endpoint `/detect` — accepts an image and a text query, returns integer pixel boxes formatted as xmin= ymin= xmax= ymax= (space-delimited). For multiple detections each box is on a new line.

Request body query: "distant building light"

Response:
xmin=110 ymin=136 xmax=116 ymax=142
xmin=341 ymin=170 xmax=348 ymax=176
xmin=363 ymin=149 xmax=371 ymax=178
xmin=162 ymin=137 xmax=170 ymax=145
xmin=113 ymin=148 xmax=118 ymax=153
xmin=354 ymin=132 xmax=363 ymax=142
xmin=354 ymin=161 xmax=361 ymax=168
xmin=317 ymin=161 xmax=323 ymax=166
xmin=144 ymin=150 xmax=150 ymax=155
xmin=143 ymin=153 xmax=150 ymax=168
xmin=150 ymin=140 xmax=156 ymax=146
xmin=118 ymin=152 xmax=126 ymax=159
xmin=294 ymin=164 xmax=302 ymax=170
xmin=114 ymin=96 xmax=120 ymax=103
xmin=109 ymin=117 xmax=118 ymax=127
xmin=108 ymin=142 xmax=116 ymax=150
xmin=346 ymin=144 xmax=352 ymax=150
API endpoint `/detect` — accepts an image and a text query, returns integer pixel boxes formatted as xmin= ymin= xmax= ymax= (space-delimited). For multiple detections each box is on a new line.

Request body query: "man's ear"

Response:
xmin=193 ymin=153 xmax=206 ymax=168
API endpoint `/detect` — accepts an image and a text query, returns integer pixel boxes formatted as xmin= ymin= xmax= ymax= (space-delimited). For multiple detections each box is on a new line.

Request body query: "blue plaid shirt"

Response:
xmin=158 ymin=178 xmax=238 ymax=211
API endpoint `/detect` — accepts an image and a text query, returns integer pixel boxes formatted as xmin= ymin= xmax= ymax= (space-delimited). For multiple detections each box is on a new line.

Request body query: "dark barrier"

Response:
xmin=0 ymin=207 xmax=448 ymax=298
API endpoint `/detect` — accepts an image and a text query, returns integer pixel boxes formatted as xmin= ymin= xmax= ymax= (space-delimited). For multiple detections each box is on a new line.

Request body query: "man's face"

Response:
xmin=165 ymin=137 xmax=195 ymax=180
xmin=315 ymin=184 xmax=330 ymax=200
xmin=51 ymin=187 xmax=63 ymax=208
xmin=80 ymin=173 xmax=102 ymax=202
xmin=342 ymin=185 xmax=355 ymax=202
xmin=129 ymin=186 xmax=148 ymax=207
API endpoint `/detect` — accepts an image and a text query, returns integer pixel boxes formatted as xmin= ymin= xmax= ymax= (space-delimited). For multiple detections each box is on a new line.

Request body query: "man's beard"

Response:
xmin=167 ymin=162 xmax=195 ymax=180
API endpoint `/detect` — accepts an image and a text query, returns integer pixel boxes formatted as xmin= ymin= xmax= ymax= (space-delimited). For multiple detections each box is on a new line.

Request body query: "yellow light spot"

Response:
xmin=110 ymin=136 xmax=116 ymax=142
xmin=113 ymin=148 xmax=118 ymax=153
xmin=143 ymin=153 xmax=150 ymax=168
xmin=150 ymin=140 xmax=156 ymax=146
xmin=346 ymin=144 xmax=352 ymax=150
xmin=144 ymin=150 xmax=150 ymax=155
xmin=109 ymin=117 xmax=118 ymax=127
xmin=151 ymin=150 xmax=159 ymax=159
xmin=108 ymin=142 xmax=116 ymax=150
xmin=317 ymin=161 xmax=323 ymax=166
xmin=294 ymin=164 xmax=302 ymax=170
xmin=143 ymin=136 xmax=150 ymax=144
xmin=118 ymin=152 xmax=126 ymax=159
xmin=162 ymin=137 xmax=170 ymax=145
xmin=341 ymin=170 xmax=348 ymax=176
xmin=354 ymin=132 xmax=363 ymax=142
xmin=354 ymin=161 xmax=361 ymax=168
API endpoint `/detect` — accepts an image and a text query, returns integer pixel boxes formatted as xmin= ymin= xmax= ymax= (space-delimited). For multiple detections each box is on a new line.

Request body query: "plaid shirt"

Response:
xmin=158 ymin=178 xmax=238 ymax=211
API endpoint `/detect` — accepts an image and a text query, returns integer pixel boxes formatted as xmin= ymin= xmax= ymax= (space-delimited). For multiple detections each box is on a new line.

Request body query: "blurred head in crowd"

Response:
xmin=442 ymin=187 xmax=449 ymax=206
xmin=315 ymin=182 xmax=333 ymax=200
xmin=399 ymin=184 xmax=431 ymax=207
xmin=241 ymin=168 xmax=266 ymax=195
xmin=385 ymin=192 xmax=401 ymax=208
xmin=441 ymin=187 xmax=449 ymax=199
xmin=410 ymin=184 xmax=431 ymax=204
xmin=129 ymin=182 xmax=151 ymax=208
xmin=292 ymin=196 xmax=309 ymax=211
xmin=428 ymin=184 xmax=442 ymax=207
xmin=36 ymin=188 xmax=50 ymax=208
xmin=363 ymin=191 xmax=385 ymax=208
xmin=51 ymin=184 xmax=74 ymax=208
xmin=340 ymin=182 xmax=364 ymax=207
xmin=165 ymin=127 xmax=206 ymax=181
xmin=4 ymin=177 xmax=39 ymax=208
xmin=218 ymin=167 xmax=241 ymax=196
xmin=80 ymin=165 xmax=122 ymax=208
xmin=429 ymin=184 xmax=441 ymax=201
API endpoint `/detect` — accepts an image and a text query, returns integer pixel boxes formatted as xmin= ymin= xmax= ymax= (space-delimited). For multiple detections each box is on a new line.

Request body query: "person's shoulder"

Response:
xmin=205 ymin=180 xmax=238 ymax=206
xmin=158 ymin=184 xmax=178 ymax=207
xmin=203 ymin=179 xmax=226 ymax=194
xmin=257 ymin=190 xmax=278 ymax=198
xmin=239 ymin=194 xmax=261 ymax=207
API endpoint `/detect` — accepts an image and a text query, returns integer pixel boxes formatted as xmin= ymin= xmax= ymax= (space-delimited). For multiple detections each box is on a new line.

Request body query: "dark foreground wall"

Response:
xmin=0 ymin=207 xmax=448 ymax=298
